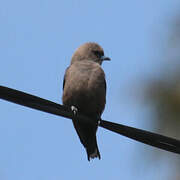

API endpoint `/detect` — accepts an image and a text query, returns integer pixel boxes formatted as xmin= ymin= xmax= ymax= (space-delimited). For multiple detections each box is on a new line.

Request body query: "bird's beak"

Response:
xmin=101 ymin=56 xmax=111 ymax=61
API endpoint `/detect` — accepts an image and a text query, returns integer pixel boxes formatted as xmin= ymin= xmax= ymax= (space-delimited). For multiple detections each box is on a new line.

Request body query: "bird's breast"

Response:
xmin=62 ymin=61 xmax=106 ymax=116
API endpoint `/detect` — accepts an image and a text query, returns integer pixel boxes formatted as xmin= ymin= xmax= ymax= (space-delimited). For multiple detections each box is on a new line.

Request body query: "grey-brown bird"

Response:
xmin=62 ymin=42 xmax=110 ymax=161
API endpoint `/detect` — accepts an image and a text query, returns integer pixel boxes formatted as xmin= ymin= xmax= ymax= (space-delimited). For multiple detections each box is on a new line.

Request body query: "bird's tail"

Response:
xmin=86 ymin=137 xmax=101 ymax=161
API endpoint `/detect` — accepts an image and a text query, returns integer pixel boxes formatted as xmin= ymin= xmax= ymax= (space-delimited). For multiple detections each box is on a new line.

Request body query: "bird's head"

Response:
xmin=71 ymin=42 xmax=110 ymax=65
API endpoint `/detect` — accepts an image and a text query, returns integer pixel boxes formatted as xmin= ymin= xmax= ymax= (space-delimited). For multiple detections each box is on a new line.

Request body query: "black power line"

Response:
xmin=1 ymin=85 xmax=180 ymax=154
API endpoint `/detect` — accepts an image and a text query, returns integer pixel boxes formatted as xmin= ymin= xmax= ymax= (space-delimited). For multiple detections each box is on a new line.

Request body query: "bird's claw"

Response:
xmin=71 ymin=106 xmax=78 ymax=115
xmin=98 ymin=119 xmax=101 ymax=126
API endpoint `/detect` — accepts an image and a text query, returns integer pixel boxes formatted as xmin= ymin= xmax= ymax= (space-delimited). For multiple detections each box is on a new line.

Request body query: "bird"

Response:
xmin=62 ymin=42 xmax=110 ymax=161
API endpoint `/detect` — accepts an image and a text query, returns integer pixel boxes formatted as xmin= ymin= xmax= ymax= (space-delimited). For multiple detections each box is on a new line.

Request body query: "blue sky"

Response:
xmin=0 ymin=0 xmax=180 ymax=179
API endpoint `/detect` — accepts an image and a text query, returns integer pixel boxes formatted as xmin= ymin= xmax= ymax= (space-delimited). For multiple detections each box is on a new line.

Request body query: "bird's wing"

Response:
xmin=63 ymin=67 xmax=70 ymax=90
xmin=104 ymin=78 xmax=107 ymax=94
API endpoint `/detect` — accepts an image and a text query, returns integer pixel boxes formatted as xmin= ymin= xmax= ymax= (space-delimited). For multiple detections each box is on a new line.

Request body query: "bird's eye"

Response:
xmin=93 ymin=51 xmax=101 ymax=57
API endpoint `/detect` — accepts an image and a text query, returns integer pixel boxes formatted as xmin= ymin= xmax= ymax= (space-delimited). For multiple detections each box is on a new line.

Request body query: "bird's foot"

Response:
xmin=97 ymin=116 xmax=101 ymax=126
xmin=71 ymin=106 xmax=78 ymax=115
xmin=98 ymin=119 xmax=101 ymax=126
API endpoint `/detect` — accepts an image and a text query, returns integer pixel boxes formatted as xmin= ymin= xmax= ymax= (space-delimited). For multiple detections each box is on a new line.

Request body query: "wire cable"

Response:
xmin=1 ymin=85 xmax=180 ymax=154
